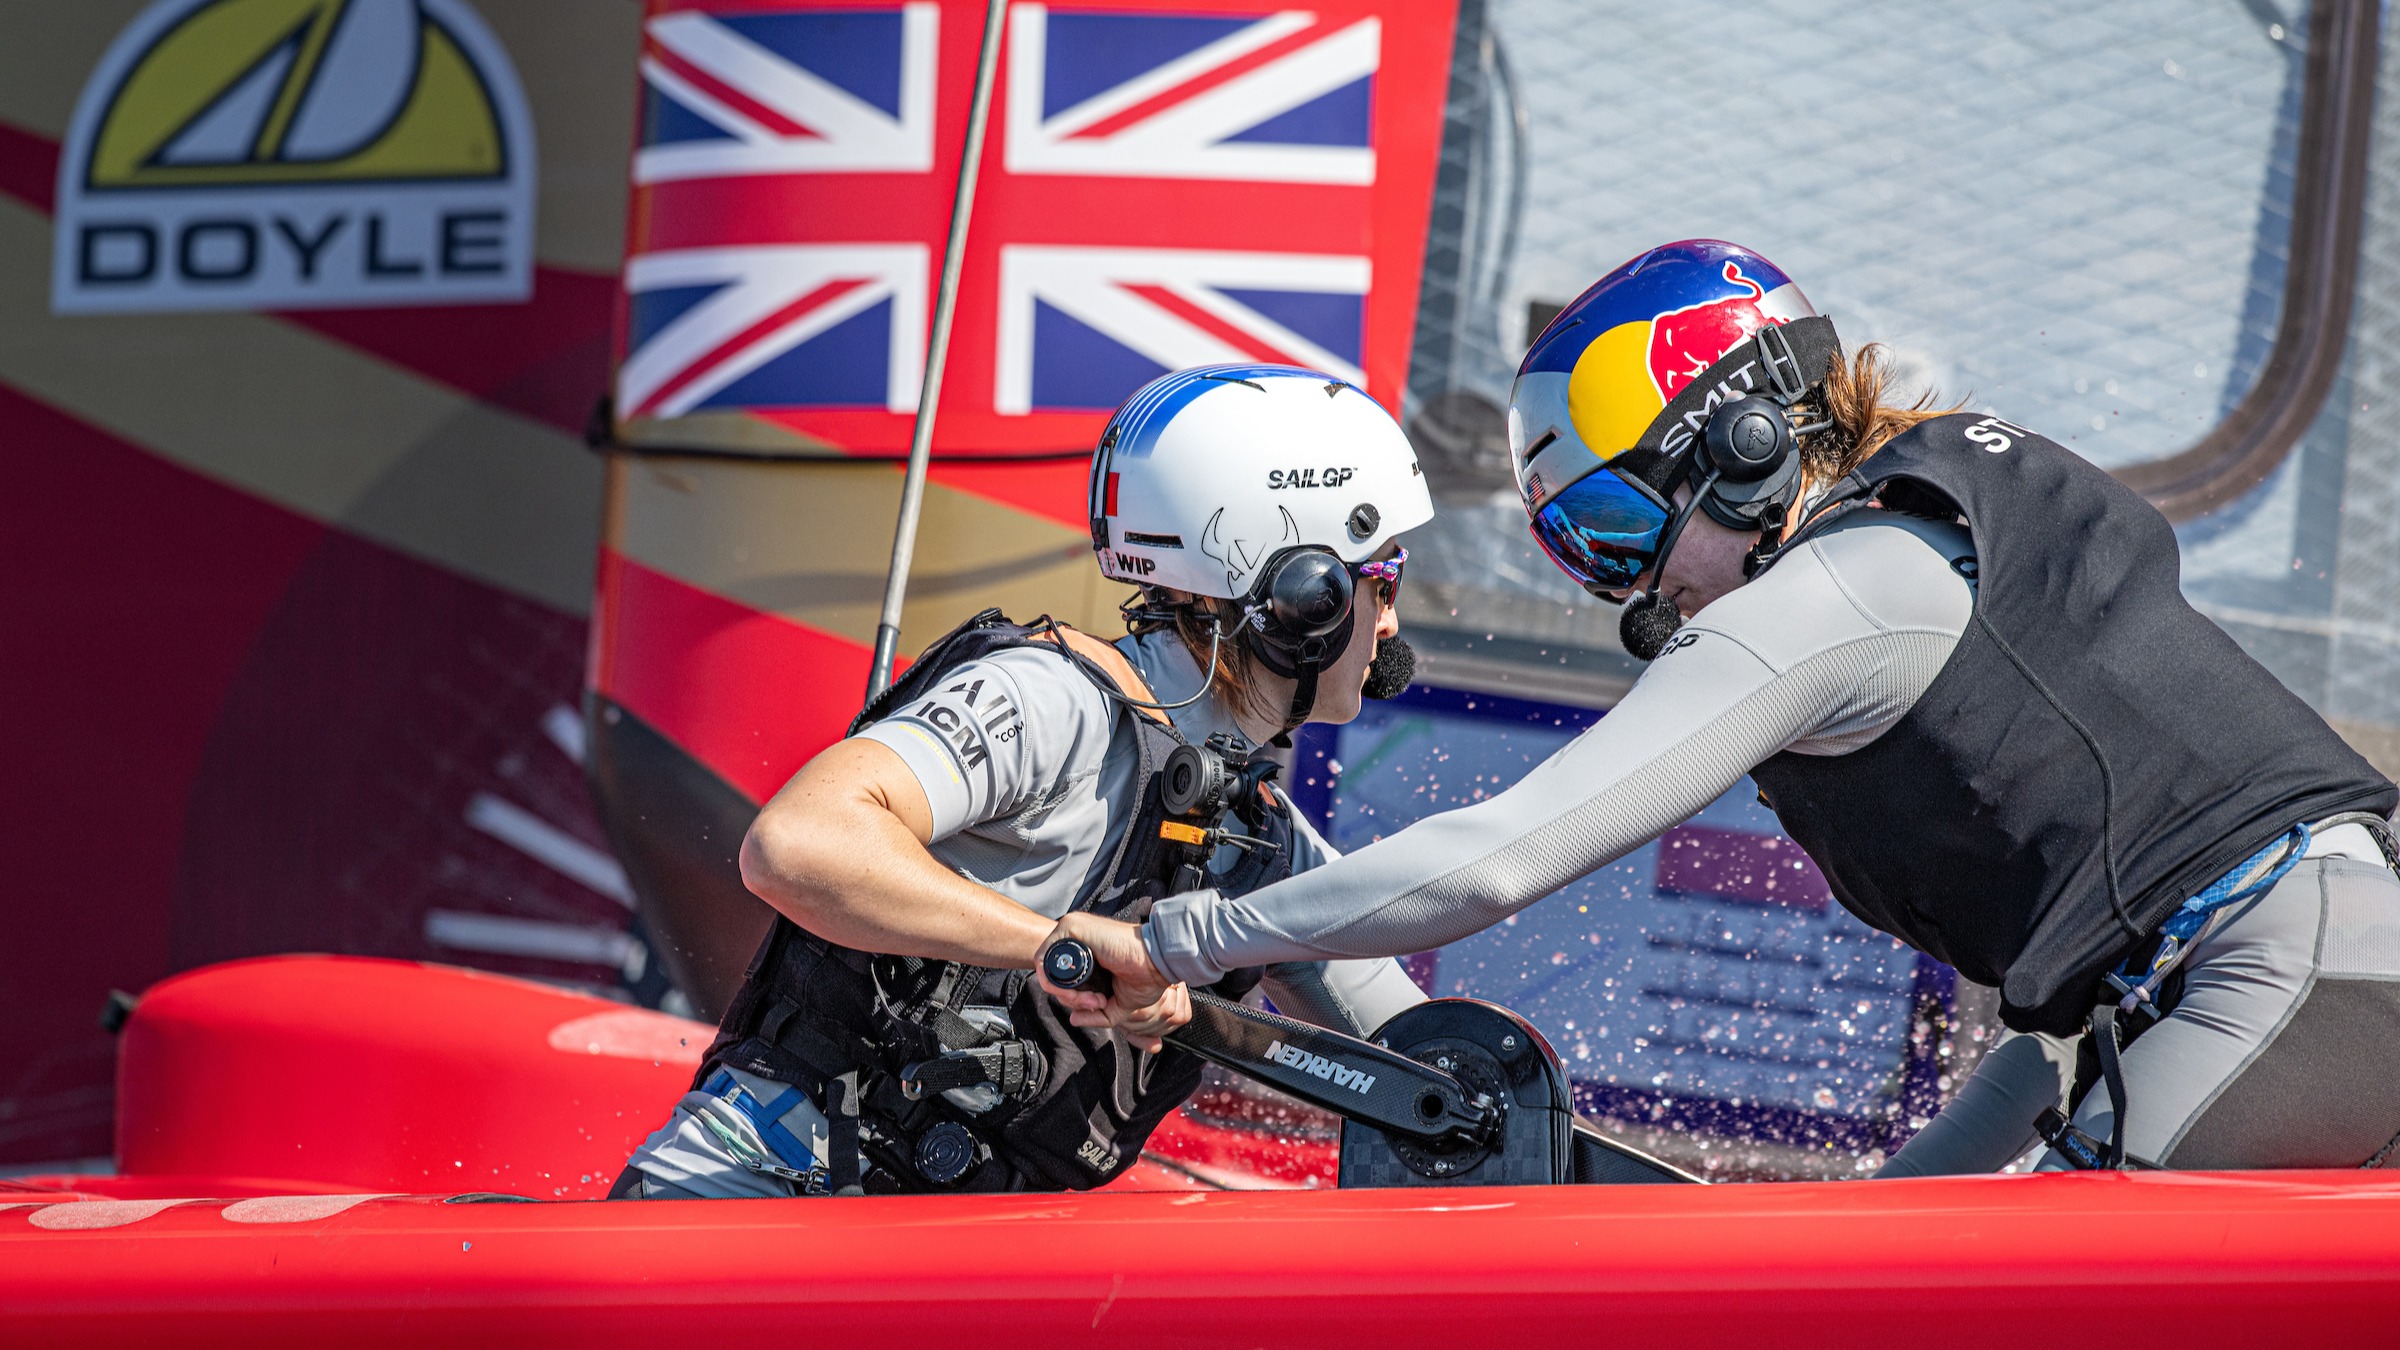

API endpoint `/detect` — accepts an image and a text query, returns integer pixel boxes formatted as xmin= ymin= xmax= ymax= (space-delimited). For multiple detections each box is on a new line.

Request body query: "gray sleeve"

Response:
xmin=1260 ymin=958 xmax=1427 ymax=1036
xmin=1149 ymin=633 xmax=1946 ymax=982
xmin=1876 ymin=1030 xmax=2078 ymax=1178
xmin=1287 ymin=807 xmax=1338 ymax=869
xmin=852 ymin=650 xmax=1105 ymax=840
xmin=1257 ymin=781 xmax=1430 ymax=1035
xmin=1141 ymin=519 xmax=1971 ymax=985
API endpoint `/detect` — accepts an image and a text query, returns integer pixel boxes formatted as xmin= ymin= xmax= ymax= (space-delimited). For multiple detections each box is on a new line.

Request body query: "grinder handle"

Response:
xmin=1045 ymin=937 xmax=1499 ymax=1149
xmin=1041 ymin=936 xmax=1112 ymax=996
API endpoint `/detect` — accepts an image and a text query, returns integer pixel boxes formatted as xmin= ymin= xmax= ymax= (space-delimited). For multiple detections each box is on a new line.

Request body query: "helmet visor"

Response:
xmin=1528 ymin=466 xmax=1671 ymax=592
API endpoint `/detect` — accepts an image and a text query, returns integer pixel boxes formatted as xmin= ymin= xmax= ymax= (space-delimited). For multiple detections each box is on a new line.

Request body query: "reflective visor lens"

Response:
xmin=1529 ymin=468 xmax=1670 ymax=592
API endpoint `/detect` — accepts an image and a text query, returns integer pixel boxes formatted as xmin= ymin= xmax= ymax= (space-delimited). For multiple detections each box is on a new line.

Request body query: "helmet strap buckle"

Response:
xmin=1757 ymin=323 xmax=1807 ymax=404
xmin=1741 ymin=502 xmax=1791 ymax=580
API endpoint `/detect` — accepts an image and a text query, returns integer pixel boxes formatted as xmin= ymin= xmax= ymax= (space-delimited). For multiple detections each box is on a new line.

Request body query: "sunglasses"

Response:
xmin=1527 ymin=467 xmax=1670 ymax=594
xmin=1354 ymin=546 xmax=1407 ymax=607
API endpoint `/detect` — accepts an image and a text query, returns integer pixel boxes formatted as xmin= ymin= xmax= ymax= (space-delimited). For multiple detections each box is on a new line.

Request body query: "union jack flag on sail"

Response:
xmin=617 ymin=0 xmax=1457 ymax=455
xmin=995 ymin=245 xmax=1367 ymax=413
xmin=1003 ymin=6 xmax=1379 ymax=184
xmin=617 ymin=244 xmax=929 ymax=418
xmin=636 ymin=5 xmax=938 ymax=181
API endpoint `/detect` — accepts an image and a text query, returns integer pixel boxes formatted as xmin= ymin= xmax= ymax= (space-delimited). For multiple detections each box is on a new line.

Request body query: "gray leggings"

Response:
xmin=1883 ymin=855 xmax=2400 ymax=1175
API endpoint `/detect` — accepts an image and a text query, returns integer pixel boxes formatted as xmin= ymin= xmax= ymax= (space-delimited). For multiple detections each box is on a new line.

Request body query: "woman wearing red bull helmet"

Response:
xmin=1048 ymin=241 xmax=2400 ymax=1175
xmin=611 ymin=364 xmax=1434 ymax=1199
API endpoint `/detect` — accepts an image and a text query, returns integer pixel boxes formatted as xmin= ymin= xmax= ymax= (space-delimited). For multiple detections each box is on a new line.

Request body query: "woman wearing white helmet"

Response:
xmin=611 ymin=364 xmax=1434 ymax=1198
xmin=1052 ymin=242 xmax=2400 ymax=1177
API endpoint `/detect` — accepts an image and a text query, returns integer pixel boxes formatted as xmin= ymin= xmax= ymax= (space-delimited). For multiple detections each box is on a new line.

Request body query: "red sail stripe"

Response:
xmin=0 ymin=118 xmax=57 ymax=214
xmin=0 ymin=376 xmax=327 ymax=1161
xmin=593 ymin=548 xmax=890 ymax=803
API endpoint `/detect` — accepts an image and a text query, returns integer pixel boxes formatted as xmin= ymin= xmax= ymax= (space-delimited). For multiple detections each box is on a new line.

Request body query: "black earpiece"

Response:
xmin=1700 ymin=396 xmax=1792 ymax=484
xmin=1244 ymin=547 xmax=1357 ymax=673
xmin=1619 ymin=322 xmax=1828 ymax=661
xmin=1242 ymin=546 xmax=1359 ymax=730
xmin=1691 ymin=387 xmax=1802 ymax=533
xmin=1261 ymin=548 xmax=1355 ymax=643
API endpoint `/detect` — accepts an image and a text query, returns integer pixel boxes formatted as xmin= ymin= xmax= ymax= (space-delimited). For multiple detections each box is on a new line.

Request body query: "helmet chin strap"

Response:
xmin=1284 ymin=660 xmax=1322 ymax=733
xmin=1278 ymin=625 xmax=1416 ymax=733
xmin=1617 ymin=468 xmax=1721 ymax=662
xmin=1244 ymin=600 xmax=1353 ymax=736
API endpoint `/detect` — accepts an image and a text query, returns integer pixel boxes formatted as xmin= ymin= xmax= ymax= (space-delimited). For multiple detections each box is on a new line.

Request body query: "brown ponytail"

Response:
xmin=1795 ymin=342 xmax=1962 ymax=483
xmin=1129 ymin=593 xmax=1282 ymax=728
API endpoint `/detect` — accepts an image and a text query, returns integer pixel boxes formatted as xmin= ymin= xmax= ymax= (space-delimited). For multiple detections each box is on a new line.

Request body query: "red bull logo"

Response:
xmin=1646 ymin=262 xmax=1772 ymax=402
xmin=1563 ymin=258 xmax=1807 ymax=466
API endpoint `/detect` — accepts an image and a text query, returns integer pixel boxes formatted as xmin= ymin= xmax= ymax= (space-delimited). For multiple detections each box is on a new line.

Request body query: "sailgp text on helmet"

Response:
xmin=1506 ymin=240 xmax=1842 ymax=658
xmin=1089 ymin=364 xmax=1435 ymax=729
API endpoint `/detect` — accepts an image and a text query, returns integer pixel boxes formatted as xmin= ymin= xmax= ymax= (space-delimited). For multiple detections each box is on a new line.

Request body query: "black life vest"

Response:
xmin=695 ymin=610 xmax=1290 ymax=1192
xmin=1749 ymin=414 xmax=2395 ymax=1035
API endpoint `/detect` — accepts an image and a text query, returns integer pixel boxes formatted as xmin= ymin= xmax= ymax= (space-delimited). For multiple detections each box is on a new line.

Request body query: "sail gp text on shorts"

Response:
xmin=51 ymin=0 xmax=537 ymax=315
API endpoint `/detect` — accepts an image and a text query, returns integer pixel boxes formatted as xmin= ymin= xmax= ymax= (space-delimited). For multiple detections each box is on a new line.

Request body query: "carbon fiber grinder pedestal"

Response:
xmin=1339 ymin=1000 xmax=1574 ymax=1188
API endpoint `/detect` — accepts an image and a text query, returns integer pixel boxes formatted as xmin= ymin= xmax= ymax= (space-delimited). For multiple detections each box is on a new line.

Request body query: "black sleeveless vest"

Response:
xmin=697 ymin=611 xmax=1291 ymax=1192
xmin=1749 ymin=414 xmax=2394 ymax=1035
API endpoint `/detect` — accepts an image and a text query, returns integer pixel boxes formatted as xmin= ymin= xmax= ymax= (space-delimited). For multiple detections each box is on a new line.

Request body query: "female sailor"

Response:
xmin=615 ymin=364 xmax=1432 ymax=1197
xmin=1049 ymin=241 xmax=2400 ymax=1174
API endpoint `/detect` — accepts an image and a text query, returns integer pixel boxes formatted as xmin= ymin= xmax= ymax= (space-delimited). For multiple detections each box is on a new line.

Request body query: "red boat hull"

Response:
xmin=7 ymin=956 xmax=2396 ymax=1345
xmin=8 ymin=1172 xmax=2400 ymax=1346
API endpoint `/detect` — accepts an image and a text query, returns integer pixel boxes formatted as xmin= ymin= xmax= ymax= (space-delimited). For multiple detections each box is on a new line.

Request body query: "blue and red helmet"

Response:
xmin=1508 ymin=240 xmax=1831 ymax=594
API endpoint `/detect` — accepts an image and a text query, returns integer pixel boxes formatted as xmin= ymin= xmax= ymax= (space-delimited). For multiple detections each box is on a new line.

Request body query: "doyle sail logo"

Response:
xmin=1262 ymin=1039 xmax=1376 ymax=1096
xmin=52 ymin=0 xmax=536 ymax=314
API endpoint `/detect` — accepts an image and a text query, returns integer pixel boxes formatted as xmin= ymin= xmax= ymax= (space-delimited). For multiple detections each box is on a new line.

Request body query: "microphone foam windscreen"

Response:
xmin=1618 ymin=593 xmax=1685 ymax=662
xmin=1362 ymin=635 xmax=1417 ymax=700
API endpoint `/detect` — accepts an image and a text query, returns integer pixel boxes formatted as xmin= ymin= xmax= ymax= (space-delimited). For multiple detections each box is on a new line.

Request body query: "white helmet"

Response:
xmin=1090 ymin=365 xmax=1432 ymax=594
xmin=1089 ymin=364 xmax=1434 ymax=727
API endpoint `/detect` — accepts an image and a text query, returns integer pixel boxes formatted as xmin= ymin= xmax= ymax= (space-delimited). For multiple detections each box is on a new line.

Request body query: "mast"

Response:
xmin=866 ymin=0 xmax=1010 ymax=700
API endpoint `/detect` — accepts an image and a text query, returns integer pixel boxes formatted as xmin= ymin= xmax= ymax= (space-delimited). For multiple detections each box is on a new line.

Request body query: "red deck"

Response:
xmin=9 ymin=1170 xmax=2400 ymax=1346
xmin=5 ymin=956 xmax=2395 ymax=1346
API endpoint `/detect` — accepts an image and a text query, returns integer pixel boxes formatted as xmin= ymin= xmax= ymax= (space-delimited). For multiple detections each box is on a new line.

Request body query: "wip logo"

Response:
xmin=52 ymin=0 xmax=535 ymax=314
xmin=1262 ymin=1039 xmax=1376 ymax=1096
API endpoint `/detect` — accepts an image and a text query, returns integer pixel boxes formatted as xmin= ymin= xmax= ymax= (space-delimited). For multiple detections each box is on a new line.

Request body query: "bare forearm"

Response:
xmin=740 ymin=741 xmax=1055 ymax=969
xmin=744 ymin=821 xmax=1051 ymax=968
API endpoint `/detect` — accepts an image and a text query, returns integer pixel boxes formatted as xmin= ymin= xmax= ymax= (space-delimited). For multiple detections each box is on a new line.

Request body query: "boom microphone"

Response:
xmin=1618 ymin=593 xmax=1684 ymax=662
xmin=1362 ymin=635 xmax=1416 ymax=700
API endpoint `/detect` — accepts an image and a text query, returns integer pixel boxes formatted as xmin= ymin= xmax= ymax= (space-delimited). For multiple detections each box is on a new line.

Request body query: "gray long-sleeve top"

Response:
xmin=1143 ymin=509 xmax=1979 ymax=985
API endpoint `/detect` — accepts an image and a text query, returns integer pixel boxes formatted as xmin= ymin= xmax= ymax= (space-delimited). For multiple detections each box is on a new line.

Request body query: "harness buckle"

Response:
xmin=2035 ymin=1107 xmax=2159 ymax=1171
xmin=2101 ymin=969 xmax=2167 ymax=1031
xmin=898 ymin=1042 xmax=1042 ymax=1101
xmin=1159 ymin=820 xmax=1208 ymax=846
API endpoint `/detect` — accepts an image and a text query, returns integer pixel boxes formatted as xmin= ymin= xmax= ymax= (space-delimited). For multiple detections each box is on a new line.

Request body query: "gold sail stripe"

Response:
xmin=0 ymin=0 xmax=150 ymax=141
xmin=607 ymin=454 xmax=1128 ymax=650
xmin=0 ymin=194 xmax=601 ymax=614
